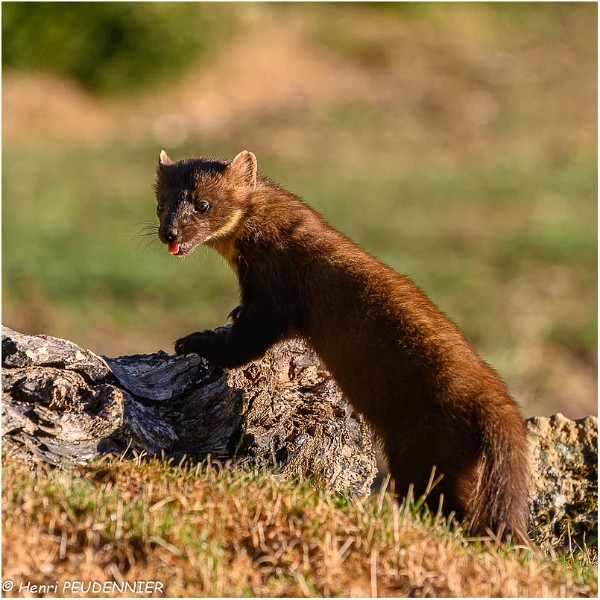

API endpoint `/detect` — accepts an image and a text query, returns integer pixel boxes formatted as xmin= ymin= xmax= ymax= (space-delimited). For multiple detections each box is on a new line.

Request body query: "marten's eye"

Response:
xmin=195 ymin=200 xmax=210 ymax=214
xmin=156 ymin=203 xmax=165 ymax=214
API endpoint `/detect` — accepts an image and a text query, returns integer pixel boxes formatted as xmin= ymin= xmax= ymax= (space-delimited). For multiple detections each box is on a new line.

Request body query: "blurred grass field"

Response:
xmin=2 ymin=3 xmax=597 ymax=418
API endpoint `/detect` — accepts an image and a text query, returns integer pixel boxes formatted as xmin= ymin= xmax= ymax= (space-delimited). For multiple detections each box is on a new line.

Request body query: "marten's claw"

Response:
xmin=173 ymin=337 xmax=189 ymax=355
xmin=174 ymin=330 xmax=226 ymax=359
xmin=227 ymin=306 xmax=243 ymax=322
xmin=174 ymin=333 xmax=201 ymax=355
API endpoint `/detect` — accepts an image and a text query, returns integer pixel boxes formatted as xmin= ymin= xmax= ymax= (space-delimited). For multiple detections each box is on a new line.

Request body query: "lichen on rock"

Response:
xmin=527 ymin=413 xmax=598 ymax=553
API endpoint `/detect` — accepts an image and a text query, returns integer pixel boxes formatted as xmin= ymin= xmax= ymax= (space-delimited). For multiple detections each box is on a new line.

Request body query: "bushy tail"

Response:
xmin=466 ymin=399 xmax=531 ymax=544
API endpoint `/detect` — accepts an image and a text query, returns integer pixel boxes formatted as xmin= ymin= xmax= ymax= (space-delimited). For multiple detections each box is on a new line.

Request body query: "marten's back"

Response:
xmin=241 ymin=188 xmax=490 ymax=416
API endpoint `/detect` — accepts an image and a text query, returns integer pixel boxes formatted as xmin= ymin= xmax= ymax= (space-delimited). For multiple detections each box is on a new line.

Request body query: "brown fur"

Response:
xmin=155 ymin=150 xmax=531 ymax=543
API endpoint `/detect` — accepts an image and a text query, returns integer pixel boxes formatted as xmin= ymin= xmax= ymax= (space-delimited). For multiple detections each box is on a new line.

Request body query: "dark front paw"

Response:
xmin=174 ymin=330 xmax=225 ymax=357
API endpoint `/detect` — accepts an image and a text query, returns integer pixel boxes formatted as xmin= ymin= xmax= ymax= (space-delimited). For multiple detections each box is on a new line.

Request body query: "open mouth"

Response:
xmin=168 ymin=242 xmax=192 ymax=257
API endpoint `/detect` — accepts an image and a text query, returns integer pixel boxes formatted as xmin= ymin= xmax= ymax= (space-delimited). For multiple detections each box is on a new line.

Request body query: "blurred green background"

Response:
xmin=2 ymin=3 xmax=597 ymax=418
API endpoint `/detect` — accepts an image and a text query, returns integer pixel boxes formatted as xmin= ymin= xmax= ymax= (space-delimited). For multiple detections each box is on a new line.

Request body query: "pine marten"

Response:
xmin=154 ymin=150 xmax=530 ymax=543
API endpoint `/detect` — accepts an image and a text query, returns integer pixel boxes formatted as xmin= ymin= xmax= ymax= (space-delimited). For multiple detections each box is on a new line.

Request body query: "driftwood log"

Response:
xmin=1 ymin=326 xmax=377 ymax=498
xmin=2 ymin=326 xmax=597 ymax=551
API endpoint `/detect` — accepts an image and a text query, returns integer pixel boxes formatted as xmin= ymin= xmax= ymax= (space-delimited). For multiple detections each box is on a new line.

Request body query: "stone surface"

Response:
xmin=527 ymin=413 xmax=598 ymax=552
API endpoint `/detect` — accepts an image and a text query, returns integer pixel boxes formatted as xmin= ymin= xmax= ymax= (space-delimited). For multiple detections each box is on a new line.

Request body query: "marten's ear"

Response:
xmin=228 ymin=151 xmax=257 ymax=190
xmin=158 ymin=150 xmax=173 ymax=170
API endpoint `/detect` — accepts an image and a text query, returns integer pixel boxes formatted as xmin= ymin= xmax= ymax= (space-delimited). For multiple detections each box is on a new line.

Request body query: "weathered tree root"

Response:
xmin=2 ymin=326 xmax=377 ymax=498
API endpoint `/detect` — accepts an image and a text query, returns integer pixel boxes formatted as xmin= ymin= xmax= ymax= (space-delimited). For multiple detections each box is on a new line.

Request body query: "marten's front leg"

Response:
xmin=174 ymin=307 xmax=285 ymax=369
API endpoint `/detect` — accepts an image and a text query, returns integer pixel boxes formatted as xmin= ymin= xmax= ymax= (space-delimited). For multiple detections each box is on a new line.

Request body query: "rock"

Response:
xmin=527 ymin=413 xmax=598 ymax=552
xmin=1 ymin=326 xmax=377 ymax=498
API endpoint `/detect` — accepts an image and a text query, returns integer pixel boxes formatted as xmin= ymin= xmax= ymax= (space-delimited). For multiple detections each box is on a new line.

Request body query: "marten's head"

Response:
xmin=155 ymin=150 xmax=257 ymax=257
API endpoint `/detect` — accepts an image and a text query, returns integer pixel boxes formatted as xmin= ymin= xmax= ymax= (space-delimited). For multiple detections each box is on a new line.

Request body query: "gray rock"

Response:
xmin=527 ymin=413 xmax=597 ymax=552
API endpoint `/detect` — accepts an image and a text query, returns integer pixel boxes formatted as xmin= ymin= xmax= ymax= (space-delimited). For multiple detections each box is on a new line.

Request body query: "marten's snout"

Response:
xmin=159 ymin=224 xmax=185 ymax=256
xmin=160 ymin=226 xmax=178 ymax=244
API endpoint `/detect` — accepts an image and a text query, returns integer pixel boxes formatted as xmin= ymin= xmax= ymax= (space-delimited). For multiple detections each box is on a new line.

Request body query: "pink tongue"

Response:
xmin=168 ymin=242 xmax=180 ymax=255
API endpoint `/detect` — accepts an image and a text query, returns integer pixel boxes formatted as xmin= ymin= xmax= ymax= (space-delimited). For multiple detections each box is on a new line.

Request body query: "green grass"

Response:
xmin=3 ymin=136 xmax=596 ymax=416
xmin=3 ymin=141 xmax=596 ymax=328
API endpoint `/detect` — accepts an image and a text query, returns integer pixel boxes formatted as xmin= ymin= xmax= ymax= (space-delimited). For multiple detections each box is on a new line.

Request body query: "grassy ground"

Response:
xmin=2 ymin=454 xmax=597 ymax=598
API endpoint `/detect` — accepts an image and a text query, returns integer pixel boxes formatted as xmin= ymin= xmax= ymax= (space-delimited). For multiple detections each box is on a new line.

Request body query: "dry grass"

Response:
xmin=2 ymin=455 xmax=596 ymax=598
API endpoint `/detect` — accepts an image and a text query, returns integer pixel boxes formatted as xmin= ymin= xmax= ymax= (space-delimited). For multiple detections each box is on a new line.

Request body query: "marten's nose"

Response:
xmin=162 ymin=227 xmax=178 ymax=243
